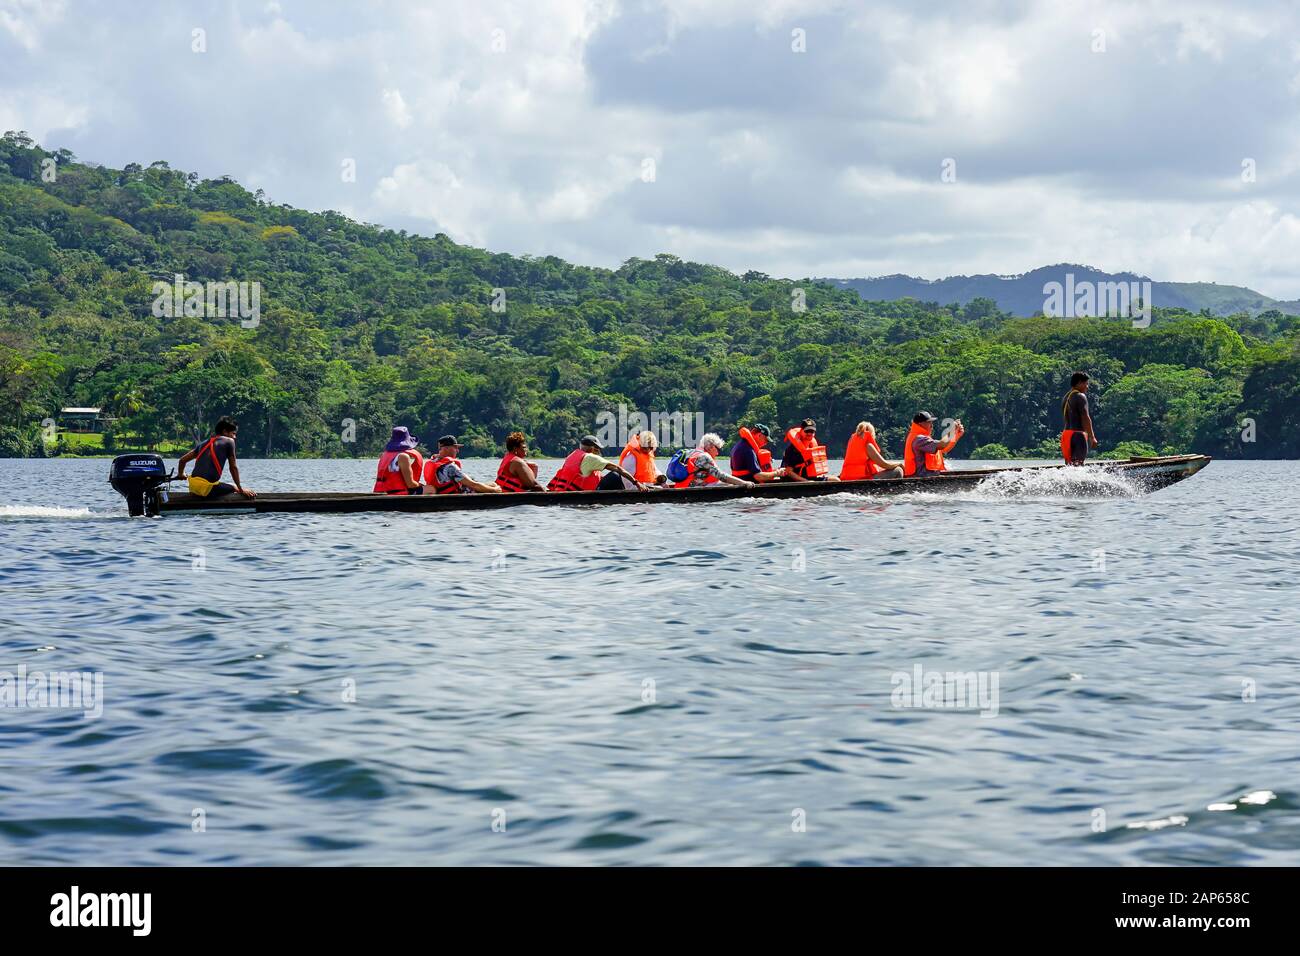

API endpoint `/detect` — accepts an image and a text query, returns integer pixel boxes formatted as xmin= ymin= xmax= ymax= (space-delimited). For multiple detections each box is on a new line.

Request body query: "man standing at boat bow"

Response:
xmin=1061 ymin=372 xmax=1099 ymax=465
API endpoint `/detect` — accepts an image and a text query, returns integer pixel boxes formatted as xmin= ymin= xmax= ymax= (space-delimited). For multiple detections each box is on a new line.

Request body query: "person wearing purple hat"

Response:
xmin=372 ymin=426 xmax=425 ymax=495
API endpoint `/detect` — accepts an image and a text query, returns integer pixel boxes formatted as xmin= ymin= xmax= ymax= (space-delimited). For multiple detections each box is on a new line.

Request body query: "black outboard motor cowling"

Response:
xmin=109 ymin=453 xmax=169 ymax=517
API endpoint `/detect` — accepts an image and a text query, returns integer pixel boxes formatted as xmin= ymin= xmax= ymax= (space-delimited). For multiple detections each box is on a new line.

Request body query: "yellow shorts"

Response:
xmin=187 ymin=475 xmax=216 ymax=497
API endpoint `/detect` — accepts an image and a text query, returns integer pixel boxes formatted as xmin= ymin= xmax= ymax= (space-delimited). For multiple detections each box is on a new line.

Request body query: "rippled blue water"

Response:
xmin=0 ymin=456 xmax=1296 ymax=865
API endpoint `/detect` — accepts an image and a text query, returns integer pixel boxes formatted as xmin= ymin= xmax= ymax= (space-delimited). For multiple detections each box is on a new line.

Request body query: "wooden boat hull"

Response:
xmin=151 ymin=454 xmax=1210 ymax=516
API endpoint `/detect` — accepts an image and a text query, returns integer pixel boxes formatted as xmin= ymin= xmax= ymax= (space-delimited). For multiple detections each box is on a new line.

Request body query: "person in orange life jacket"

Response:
xmin=548 ymin=435 xmax=653 ymax=492
xmin=176 ymin=416 xmax=256 ymax=499
xmin=728 ymin=422 xmax=785 ymax=483
xmin=1061 ymin=371 xmax=1098 ymax=465
xmin=673 ymin=434 xmax=755 ymax=488
xmin=599 ymin=430 xmax=667 ymax=490
xmin=780 ymin=419 xmax=840 ymax=482
xmin=902 ymin=411 xmax=963 ymax=477
xmin=424 ymin=435 xmax=502 ymax=494
xmin=371 ymin=425 xmax=425 ymax=495
xmin=496 ymin=431 xmax=543 ymax=492
xmin=840 ymin=421 xmax=903 ymax=480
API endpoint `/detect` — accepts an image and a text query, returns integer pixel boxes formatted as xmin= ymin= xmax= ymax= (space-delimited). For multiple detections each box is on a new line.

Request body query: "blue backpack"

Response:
xmin=665 ymin=449 xmax=693 ymax=483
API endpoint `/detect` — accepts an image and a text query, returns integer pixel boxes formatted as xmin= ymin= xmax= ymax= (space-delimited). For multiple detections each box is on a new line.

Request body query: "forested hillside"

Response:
xmin=2 ymin=132 xmax=1298 ymax=460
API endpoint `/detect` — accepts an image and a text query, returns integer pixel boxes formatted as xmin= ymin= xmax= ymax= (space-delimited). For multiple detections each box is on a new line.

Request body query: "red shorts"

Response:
xmin=1061 ymin=430 xmax=1087 ymax=464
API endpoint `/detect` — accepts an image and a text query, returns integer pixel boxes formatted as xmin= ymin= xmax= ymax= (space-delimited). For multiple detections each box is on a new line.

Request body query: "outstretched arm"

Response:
xmin=175 ymin=446 xmax=197 ymax=479
xmin=867 ymin=443 xmax=900 ymax=470
xmin=228 ymin=448 xmax=255 ymax=498
xmin=461 ymin=477 xmax=503 ymax=494
xmin=604 ymin=461 xmax=653 ymax=491
xmin=699 ymin=456 xmax=751 ymax=488
xmin=718 ymin=472 xmax=754 ymax=487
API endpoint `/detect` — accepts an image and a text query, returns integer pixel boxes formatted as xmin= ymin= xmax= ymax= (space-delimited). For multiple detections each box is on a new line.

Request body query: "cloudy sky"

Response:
xmin=4 ymin=0 xmax=1300 ymax=295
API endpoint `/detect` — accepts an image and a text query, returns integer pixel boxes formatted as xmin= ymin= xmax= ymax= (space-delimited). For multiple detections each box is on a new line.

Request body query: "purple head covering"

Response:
xmin=384 ymin=426 xmax=419 ymax=452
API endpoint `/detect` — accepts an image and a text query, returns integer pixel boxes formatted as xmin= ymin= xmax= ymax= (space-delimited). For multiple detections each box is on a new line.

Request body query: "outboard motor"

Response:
xmin=109 ymin=453 xmax=170 ymax=517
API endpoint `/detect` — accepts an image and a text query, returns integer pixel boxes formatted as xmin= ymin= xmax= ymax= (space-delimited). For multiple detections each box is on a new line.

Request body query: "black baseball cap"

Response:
xmin=579 ymin=434 xmax=602 ymax=449
xmin=753 ymin=423 xmax=771 ymax=437
xmin=437 ymin=434 xmax=461 ymax=447
xmin=913 ymin=411 xmax=938 ymax=424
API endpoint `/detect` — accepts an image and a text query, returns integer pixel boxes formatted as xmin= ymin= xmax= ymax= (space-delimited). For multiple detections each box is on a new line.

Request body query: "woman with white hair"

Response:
xmin=668 ymin=433 xmax=755 ymax=489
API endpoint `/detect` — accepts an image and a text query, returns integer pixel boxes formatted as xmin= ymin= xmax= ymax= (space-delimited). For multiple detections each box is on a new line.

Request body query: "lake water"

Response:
xmin=0 ymin=456 xmax=1296 ymax=865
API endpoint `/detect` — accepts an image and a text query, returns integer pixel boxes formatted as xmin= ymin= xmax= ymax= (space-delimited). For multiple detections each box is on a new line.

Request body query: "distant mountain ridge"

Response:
xmin=821 ymin=265 xmax=1300 ymax=317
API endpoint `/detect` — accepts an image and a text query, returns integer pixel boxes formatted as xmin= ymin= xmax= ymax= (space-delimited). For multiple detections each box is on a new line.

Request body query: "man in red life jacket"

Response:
xmin=372 ymin=425 xmax=425 ymax=495
xmin=1061 ymin=371 xmax=1098 ymax=465
xmin=547 ymin=435 xmax=652 ymax=492
xmin=902 ymin=411 xmax=963 ymax=477
xmin=424 ymin=435 xmax=503 ymax=494
xmin=496 ymin=431 xmax=544 ymax=492
xmin=728 ymin=423 xmax=785 ymax=483
xmin=177 ymin=416 xmax=255 ymax=499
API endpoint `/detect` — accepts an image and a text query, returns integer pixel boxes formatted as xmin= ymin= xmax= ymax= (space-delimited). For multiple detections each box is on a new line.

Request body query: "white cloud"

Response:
xmin=381 ymin=88 xmax=412 ymax=129
xmin=537 ymin=181 xmax=610 ymax=223
xmin=0 ymin=90 xmax=88 ymax=142
xmin=4 ymin=0 xmax=1300 ymax=296
xmin=1174 ymin=19 xmax=1223 ymax=61
xmin=374 ymin=160 xmax=529 ymax=246
xmin=0 ymin=0 xmax=65 ymax=52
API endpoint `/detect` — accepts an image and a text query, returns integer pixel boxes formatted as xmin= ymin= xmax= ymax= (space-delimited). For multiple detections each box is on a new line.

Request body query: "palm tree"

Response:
xmin=108 ymin=384 xmax=145 ymax=446
xmin=111 ymin=384 xmax=144 ymax=418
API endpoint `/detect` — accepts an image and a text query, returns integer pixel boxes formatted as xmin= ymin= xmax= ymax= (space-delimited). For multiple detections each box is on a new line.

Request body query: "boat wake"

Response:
xmin=0 ymin=504 xmax=96 ymax=519
xmin=964 ymin=465 xmax=1142 ymax=500
xmin=824 ymin=465 xmax=1143 ymax=506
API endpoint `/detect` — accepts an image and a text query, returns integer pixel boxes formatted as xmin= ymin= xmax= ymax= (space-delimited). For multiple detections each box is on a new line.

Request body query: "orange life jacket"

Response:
xmin=784 ymin=427 xmax=828 ymax=478
xmin=374 ymin=449 xmax=423 ymax=494
xmin=840 ymin=431 xmax=881 ymax=480
xmin=424 ymin=454 xmax=465 ymax=494
xmin=672 ymin=449 xmax=721 ymax=488
xmin=731 ymin=427 xmax=773 ymax=478
xmin=547 ymin=448 xmax=602 ymax=492
xmin=618 ymin=441 xmax=657 ymax=483
xmin=496 ymin=452 xmax=539 ymax=492
xmin=902 ymin=423 xmax=946 ymax=477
